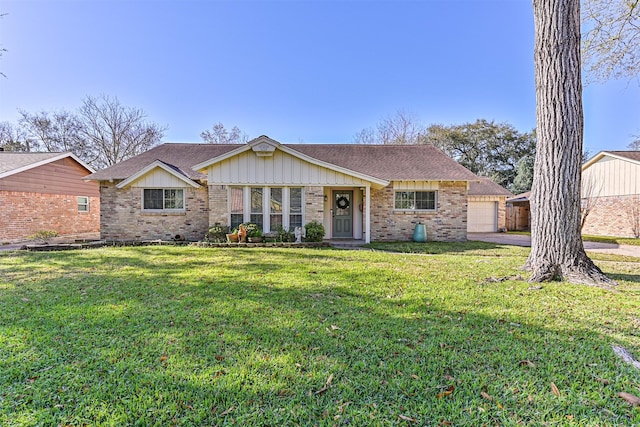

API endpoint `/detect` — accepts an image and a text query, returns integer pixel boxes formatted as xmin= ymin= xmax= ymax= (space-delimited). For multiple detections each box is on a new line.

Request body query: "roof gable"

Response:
xmin=116 ymin=160 xmax=201 ymax=189
xmin=583 ymin=150 xmax=640 ymax=170
xmin=0 ymin=152 xmax=95 ymax=179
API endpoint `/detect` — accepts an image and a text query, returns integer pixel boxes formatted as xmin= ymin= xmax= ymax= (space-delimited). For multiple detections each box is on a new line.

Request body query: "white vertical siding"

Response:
xmin=583 ymin=157 xmax=640 ymax=197
xmin=206 ymin=149 xmax=371 ymax=186
xmin=130 ymin=169 xmax=190 ymax=188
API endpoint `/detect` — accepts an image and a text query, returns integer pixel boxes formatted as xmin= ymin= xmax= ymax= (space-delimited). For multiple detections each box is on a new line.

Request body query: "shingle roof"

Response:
xmin=86 ymin=141 xmax=480 ymax=183
xmin=605 ymin=151 xmax=640 ymax=162
xmin=0 ymin=152 xmax=67 ymax=175
xmin=0 ymin=151 xmax=94 ymax=179
xmin=286 ymin=144 xmax=479 ymax=181
xmin=468 ymin=177 xmax=513 ymax=197
xmin=86 ymin=144 xmax=238 ymax=181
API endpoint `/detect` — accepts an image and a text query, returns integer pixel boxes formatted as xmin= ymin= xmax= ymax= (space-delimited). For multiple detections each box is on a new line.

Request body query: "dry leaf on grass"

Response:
xmin=220 ymin=406 xmax=234 ymax=416
xmin=550 ymin=382 xmax=560 ymax=397
xmin=481 ymin=391 xmax=494 ymax=401
xmin=399 ymin=414 xmax=417 ymax=423
xmin=618 ymin=392 xmax=640 ymax=406
xmin=519 ymin=359 xmax=535 ymax=368
xmin=436 ymin=385 xmax=455 ymax=399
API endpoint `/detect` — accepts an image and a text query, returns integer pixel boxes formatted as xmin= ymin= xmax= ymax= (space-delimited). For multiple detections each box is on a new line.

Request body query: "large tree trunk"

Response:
xmin=527 ymin=0 xmax=613 ymax=286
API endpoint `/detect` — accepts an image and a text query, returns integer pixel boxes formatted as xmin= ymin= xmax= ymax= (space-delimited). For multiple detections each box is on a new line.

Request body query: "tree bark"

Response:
xmin=527 ymin=0 xmax=614 ymax=286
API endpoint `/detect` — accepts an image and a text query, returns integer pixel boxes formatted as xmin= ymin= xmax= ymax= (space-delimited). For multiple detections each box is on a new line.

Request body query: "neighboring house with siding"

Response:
xmin=467 ymin=177 xmax=512 ymax=232
xmin=0 ymin=151 xmax=100 ymax=243
xmin=85 ymin=135 xmax=484 ymax=243
xmin=581 ymin=151 xmax=640 ymax=238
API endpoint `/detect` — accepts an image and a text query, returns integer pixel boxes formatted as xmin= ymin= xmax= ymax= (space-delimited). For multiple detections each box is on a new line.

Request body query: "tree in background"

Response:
xmin=201 ymin=122 xmax=248 ymax=144
xmin=353 ymin=110 xmax=424 ymax=145
xmin=527 ymin=0 xmax=612 ymax=285
xmin=19 ymin=109 xmax=90 ymax=160
xmin=1 ymin=96 xmax=165 ymax=170
xmin=424 ymin=120 xmax=536 ymax=191
xmin=628 ymin=135 xmax=640 ymax=150
xmin=77 ymin=95 xmax=166 ymax=169
xmin=355 ymin=113 xmax=536 ymax=192
xmin=582 ymin=0 xmax=640 ymax=82
xmin=0 ymin=121 xmax=29 ymax=151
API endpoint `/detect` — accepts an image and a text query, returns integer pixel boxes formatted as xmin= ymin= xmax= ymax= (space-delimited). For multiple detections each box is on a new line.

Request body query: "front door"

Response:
xmin=333 ymin=191 xmax=353 ymax=238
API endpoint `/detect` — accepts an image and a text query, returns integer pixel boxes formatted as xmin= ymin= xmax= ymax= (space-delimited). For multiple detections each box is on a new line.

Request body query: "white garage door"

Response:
xmin=468 ymin=201 xmax=497 ymax=232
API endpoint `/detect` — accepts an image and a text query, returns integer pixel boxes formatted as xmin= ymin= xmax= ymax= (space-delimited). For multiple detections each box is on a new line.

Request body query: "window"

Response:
xmin=289 ymin=187 xmax=303 ymax=228
xmin=250 ymin=187 xmax=263 ymax=229
xmin=270 ymin=188 xmax=283 ymax=229
xmin=394 ymin=191 xmax=436 ymax=211
xmin=77 ymin=196 xmax=89 ymax=212
xmin=230 ymin=187 xmax=244 ymax=229
xmin=229 ymin=186 xmax=304 ymax=231
xmin=143 ymin=189 xmax=185 ymax=210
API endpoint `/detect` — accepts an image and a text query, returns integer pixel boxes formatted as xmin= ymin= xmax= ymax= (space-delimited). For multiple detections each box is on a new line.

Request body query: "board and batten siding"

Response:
xmin=583 ymin=156 xmax=640 ymax=197
xmin=393 ymin=181 xmax=439 ymax=191
xmin=128 ymin=168 xmax=194 ymax=188
xmin=206 ymin=149 xmax=371 ymax=186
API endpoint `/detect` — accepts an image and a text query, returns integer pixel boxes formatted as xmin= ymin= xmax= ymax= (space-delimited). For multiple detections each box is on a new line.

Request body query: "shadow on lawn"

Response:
xmin=1 ymin=248 xmax=639 ymax=425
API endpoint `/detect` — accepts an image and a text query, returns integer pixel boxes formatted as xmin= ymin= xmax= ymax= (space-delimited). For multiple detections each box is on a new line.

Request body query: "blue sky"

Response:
xmin=1 ymin=0 xmax=638 ymax=155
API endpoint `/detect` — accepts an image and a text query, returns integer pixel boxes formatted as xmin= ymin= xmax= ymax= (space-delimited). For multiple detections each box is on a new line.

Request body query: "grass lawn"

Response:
xmin=507 ymin=231 xmax=640 ymax=247
xmin=1 ymin=243 xmax=639 ymax=426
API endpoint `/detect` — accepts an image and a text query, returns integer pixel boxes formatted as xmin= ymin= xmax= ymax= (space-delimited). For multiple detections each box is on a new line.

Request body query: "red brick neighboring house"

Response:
xmin=581 ymin=151 xmax=640 ymax=238
xmin=0 ymin=151 xmax=100 ymax=243
xmin=85 ymin=135 xmax=483 ymax=243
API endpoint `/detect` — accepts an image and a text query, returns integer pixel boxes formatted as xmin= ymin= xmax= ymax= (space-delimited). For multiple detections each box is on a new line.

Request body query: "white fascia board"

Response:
xmin=0 ymin=152 xmax=95 ymax=179
xmin=116 ymin=160 xmax=201 ymax=189
xmin=192 ymin=145 xmax=252 ymax=171
xmin=582 ymin=151 xmax=640 ymax=170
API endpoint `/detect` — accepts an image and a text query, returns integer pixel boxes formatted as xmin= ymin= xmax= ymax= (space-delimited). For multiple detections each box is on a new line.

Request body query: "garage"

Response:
xmin=468 ymin=201 xmax=498 ymax=232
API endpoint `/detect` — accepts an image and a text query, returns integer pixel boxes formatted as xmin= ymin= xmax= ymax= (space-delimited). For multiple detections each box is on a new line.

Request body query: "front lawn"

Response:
xmin=1 ymin=245 xmax=639 ymax=426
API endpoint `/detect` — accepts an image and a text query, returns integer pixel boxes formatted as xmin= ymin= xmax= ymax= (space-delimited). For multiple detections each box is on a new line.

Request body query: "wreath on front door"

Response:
xmin=336 ymin=196 xmax=350 ymax=210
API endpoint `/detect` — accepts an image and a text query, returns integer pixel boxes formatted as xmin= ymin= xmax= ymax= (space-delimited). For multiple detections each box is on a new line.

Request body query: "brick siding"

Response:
xmin=369 ymin=182 xmax=468 ymax=242
xmin=99 ymin=183 xmax=209 ymax=241
xmin=581 ymin=195 xmax=640 ymax=238
xmin=0 ymin=191 xmax=100 ymax=243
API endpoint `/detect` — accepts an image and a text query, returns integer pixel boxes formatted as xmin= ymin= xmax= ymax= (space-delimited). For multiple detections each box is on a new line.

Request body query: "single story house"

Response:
xmin=467 ymin=177 xmax=512 ymax=232
xmin=0 ymin=151 xmax=100 ymax=243
xmin=85 ymin=135 xmax=485 ymax=243
xmin=581 ymin=151 xmax=640 ymax=238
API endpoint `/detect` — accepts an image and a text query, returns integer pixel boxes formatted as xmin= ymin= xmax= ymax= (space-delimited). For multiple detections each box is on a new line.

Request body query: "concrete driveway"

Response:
xmin=468 ymin=233 xmax=640 ymax=257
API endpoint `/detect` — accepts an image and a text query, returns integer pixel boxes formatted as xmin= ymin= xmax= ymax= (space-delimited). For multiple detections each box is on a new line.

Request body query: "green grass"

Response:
xmin=1 ymin=245 xmax=639 ymax=426
xmin=507 ymin=231 xmax=640 ymax=247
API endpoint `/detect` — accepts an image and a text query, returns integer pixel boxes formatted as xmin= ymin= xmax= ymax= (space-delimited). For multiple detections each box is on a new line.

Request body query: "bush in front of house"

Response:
xmin=304 ymin=221 xmax=325 ymax=242
xmin=204 ymin=225 xmax=230 ymax=243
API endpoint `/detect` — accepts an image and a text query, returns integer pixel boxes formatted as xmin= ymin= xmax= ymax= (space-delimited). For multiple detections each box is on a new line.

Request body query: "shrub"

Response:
xmin=204 ymin=225 xmax=230 ymax=243
xmin=275 ymin=226 xmax=295 ymax=242
xmin=244 ymin=223 xmax=262 ymax=238
xmin=27 ymin=230 xmax=59 ymax=242
xmin=304 ymin=221 xmax=325 ymax=242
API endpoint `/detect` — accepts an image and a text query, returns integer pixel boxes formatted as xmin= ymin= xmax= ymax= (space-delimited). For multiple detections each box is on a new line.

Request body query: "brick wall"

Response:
xmin=305 ymin=186 xmax=324 ymax=225
xmin=582 ymin=195 xmax=640 ymax=238
xmin=0 ymin=191 xmax=100 ymax=243
xmin=369 ymin=182 xmax=468 ymax=242
xmin=208 ymin=185 xmax=228 ymax=227
xmin=99 ymin=183 xmax=209 ymax=241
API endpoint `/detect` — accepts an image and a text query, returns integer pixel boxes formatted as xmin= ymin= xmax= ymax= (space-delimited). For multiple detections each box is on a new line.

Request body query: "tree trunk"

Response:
xmin=527 ymin=0 xmax=614 ymax=286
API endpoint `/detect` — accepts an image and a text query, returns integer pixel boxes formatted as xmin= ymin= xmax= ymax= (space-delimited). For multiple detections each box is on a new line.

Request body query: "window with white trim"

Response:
xmin=270 ymin=188 xmax=283 ymax=229
xmin=143 ymin=189 xmax=185 ymax=210
xmin=394 ymin=191 xmax=436 ymax=211
xmin=229 ymin=186 xmax=304 ymax=232
xmin=77 ymin=196 xmax=89 ymax=212
xmin=289 ymin=187 xmax=303 ymax=228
